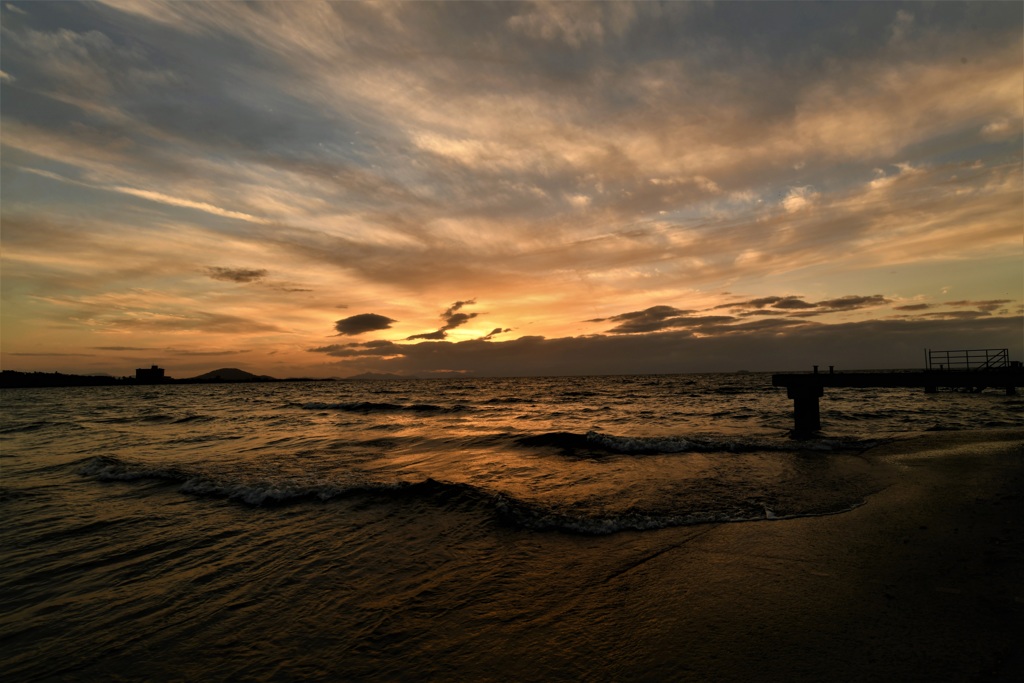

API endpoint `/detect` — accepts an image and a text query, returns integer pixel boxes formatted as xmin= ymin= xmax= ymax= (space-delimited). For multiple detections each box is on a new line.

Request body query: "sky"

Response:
xmin=1 ymin=0 xmax=1021 ymax=378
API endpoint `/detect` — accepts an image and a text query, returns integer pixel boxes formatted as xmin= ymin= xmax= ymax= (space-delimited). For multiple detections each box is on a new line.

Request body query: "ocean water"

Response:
xmin=2 ymin=374 xmax=1022 ymax=680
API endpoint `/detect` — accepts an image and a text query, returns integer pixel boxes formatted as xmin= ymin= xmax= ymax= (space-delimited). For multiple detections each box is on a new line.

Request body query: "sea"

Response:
xmin=2 ymin=373 xmax=1022 ymax=680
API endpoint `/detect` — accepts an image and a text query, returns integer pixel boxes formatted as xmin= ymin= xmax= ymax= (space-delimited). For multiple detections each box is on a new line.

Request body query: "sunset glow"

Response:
xmin=2 ymin=1 xmax=1021 ymax=377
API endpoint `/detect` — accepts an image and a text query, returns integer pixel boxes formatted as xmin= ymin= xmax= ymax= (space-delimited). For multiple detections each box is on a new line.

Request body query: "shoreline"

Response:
xmin=606 ymin=428 xmax=1024 ymax=682
xmin=2 ymin=428 xmax=1021 ymax=681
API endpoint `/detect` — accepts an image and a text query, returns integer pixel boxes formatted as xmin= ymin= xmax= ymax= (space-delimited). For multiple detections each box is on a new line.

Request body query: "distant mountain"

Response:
xmin=345 ymin=372 xmax=412 ymax=380
xmin=186 ymin=368 xmax=277 ymax=382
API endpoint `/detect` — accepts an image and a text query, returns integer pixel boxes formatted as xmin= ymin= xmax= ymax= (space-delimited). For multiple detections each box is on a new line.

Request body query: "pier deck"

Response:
xmin=772 ymin=367 xmax=1024 ymax=433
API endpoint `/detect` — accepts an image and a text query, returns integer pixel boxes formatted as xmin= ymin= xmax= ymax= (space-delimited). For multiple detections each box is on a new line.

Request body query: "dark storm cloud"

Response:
xmin=206 ymin=267 xmax=267 ymax=283
xmin=334 ymin=313 xmax=397 ymax=336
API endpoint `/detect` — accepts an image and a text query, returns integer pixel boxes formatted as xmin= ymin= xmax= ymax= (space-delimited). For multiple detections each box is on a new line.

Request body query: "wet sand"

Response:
xmin=602 ymin=429 xmax=1024 ymax=682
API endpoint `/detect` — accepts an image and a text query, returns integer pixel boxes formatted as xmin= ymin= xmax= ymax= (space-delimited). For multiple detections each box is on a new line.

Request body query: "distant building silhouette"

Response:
xmin=135 ymin=365 xmax=165 ymax=384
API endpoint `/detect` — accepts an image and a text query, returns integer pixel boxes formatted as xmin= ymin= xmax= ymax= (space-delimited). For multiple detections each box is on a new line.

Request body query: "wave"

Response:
xmin=91 ymin=414 xmax=211 ymax=425
xmin=0 ymin=420 xmax=87 ymax=435
xmin=0 ymin=486 xmax=44 ymax=502
xmin=484 ymin=396 xmax=535 ymax=405
xmin=74 ymin=455 xmax=870 ymax=534
xmin=515 ymin=430 xmax=884 ymax=455
xmin=75 ymin=455 xmax=502 ymax=508
xmin=0 ymin=421 xmax=52 ymax=434
xmin=300 ymin=401 xmax=469 ymax=414
xmin=173 ymin=414 xmax=216 ymax=424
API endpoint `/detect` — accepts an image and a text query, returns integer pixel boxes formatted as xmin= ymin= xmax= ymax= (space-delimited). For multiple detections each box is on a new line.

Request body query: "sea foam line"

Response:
xmin=74 ymin=455 xmax=872 ymax=535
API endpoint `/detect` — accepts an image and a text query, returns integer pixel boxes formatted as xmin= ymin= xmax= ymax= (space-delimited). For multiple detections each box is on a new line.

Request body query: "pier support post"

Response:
xmin=787 ymin=385 xmax=823 ymax=433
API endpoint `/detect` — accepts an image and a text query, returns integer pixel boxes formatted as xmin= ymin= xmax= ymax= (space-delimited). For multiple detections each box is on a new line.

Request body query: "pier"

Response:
xmin=772 ymin=348 xmax=1023 ymax=433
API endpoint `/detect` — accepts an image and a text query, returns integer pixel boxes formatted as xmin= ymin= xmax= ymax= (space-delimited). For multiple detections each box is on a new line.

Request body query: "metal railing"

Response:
xmin=925 ymin=348 xmax=1009 ymax=371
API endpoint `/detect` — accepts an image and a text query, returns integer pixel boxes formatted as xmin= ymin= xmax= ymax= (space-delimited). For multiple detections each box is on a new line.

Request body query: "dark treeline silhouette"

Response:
xmin=0 ymin=370 xmax=131 ymax=388
xmin=0 ymin=368 xmax=335 ymax=389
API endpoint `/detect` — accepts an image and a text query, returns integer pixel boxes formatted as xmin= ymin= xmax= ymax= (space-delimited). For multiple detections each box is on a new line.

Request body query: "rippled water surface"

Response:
xmin=2 ymin=375 xmax=1021 ymax=679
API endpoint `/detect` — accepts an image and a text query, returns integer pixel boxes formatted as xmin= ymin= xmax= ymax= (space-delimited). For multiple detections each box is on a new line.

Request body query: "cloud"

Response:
xmin=111 ymin=187 xmax=271 ymax=224
xmin=406 ymin=329 xmax=447 ymax=341
xmin=980 ymin=117 xmax=1021 ymax=141
xmin=308 ymin=314 xmax=1023 ymax=376
xmin=717 ymin=294 xmax=892 ymax=317
xmin=99 ymin=311 xmax=282 ymax=334
xmin=2 ymin=3 xmax=1021 ymax=377
xmin=480 ymin=327 xmax=512 ymax=341
xmin=505 ymin=1 xmax=636 ymax=49
xmin=407 ymin=299 xmax=481 ymax=340
xmin=816 ymin=295 xmax=891 ymax=311
xmin=206 ymin=267 xmax=268 ymax=283
xmin=772 ymin=297 xmax=817 ymax=310
xmin=89 ymin=344 xmax=246 ymax=356
xmin=164 ymin=348 xmax=251 ymax=356
xmin=91 ymin=346 xmax=153 ymax=351
xmin=8 ymin=352 xmax=96 ymax=357
xmin=597 ymin=305 xmax=692 ymax=334
xmin=918 ymin=310 xmax=992 ymax=321
xmin=945 ymin=299 xmax=1013 ymax=313
xmin=334 ymin=313 xmax=397 ymax=336
xmin=781 ymin=186 xmax=819 ymax=213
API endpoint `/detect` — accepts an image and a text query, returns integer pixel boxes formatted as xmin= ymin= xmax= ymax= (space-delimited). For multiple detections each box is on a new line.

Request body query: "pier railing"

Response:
xmin=925 ymin=348 xmax=1009 ymax=371
xmin=773 ymin=360 xmax=1023 ymax=434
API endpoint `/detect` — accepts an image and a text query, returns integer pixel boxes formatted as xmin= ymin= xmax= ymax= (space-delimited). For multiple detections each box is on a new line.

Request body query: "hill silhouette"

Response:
xmin=185 ymin=368 xmax=277 ymax=382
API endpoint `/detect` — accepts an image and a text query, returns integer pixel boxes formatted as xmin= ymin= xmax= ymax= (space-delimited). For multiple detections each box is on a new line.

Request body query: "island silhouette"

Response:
xmin=0 ymin=367 xmax=296 ymax=388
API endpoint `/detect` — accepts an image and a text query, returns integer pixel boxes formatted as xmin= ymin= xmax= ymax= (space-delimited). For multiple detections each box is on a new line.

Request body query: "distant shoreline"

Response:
xmin=1 ymin=367 xmax=966 ymax=389
xmin=0 ymin=370 xmax=333 ymax=389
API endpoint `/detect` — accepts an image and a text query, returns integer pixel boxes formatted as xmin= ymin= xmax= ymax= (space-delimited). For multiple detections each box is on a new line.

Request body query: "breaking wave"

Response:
xmin=75 ymin=454 xmax=869 ymax=534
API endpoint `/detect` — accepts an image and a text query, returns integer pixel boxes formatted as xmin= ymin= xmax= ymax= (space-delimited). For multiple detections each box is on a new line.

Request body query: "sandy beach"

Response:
xmin=581 ymin=428 xmax=1024 ymax=682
